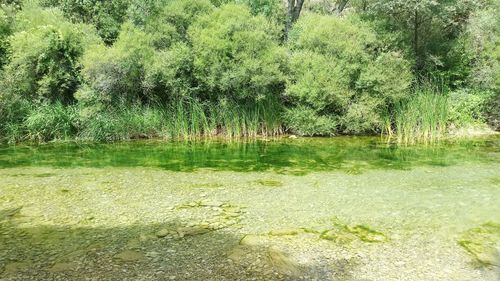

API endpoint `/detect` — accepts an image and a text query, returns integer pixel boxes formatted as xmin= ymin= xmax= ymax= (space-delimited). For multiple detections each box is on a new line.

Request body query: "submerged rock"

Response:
xmin=348 ymin=225 xmax=389 ymax=243
xmin=156 ymin=228 xmax=173 ymax=238
xmin=200 ymin=200 xmax=223 ymax=207
xmin=477 ymin=247 xmax=500 ymax=266
xmin=48 ymin=262 xmax=75 ymax=273
xmin=255 ymin=180 xmax=284 ymax=187
xmin=320 ymin=223 xmax=388 ymax=244
xmin=224 ymin=212 xmax=240 ymax=218
xmin=3 ymin=262 xmax=29 ymax=274
xmin=115 ymin=250 xmax=146 ymax=262
xmin=126 ymin=238 xmax=141 ymax=249
xmin=227 ymin=246 xmax=250 ymax=263
xmin=267 ymin=246 xmax=302 ymax=276
xmin=176 ymin=227 xmax=210 ymax=237
xmin=223 ymin=206 xmax=241 ymax=213
xmin=231 ymin=237 xmax=302 ymax=277
xmin=459 ymin=222 xmax=500 ymax=266
xmin=240 ymin=234 xmax=268 ymax=247
xmin=0 ymin=207 xmax=22 ymax=221
xmin=269 ymin=229 xmax=304 ymax=236
xmin=320 ymin=229 xmax=357 ymax=244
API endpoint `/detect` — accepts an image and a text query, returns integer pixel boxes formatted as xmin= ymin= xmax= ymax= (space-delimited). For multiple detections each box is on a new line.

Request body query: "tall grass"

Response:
xmin=0 ymin=101 xmax=78 ymax=143
xmin=210 ymin=98 xmax=283 ymax=138
xmin=24 ymin=102 xmax=79 ymax=142
xmin=78 ymin=98 xmax=284 ymax=142
xmin=79 ymin=105 xmax=167 ymax=142
xmin=391 ymin=87 xmax=448 ymax=144
xmin=165 ymin=97 xmax=283 ymax=140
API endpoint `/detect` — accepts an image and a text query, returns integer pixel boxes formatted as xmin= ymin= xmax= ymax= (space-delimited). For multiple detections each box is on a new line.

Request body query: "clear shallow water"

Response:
xmin=0 ymin=136 xmax=499 ymax=280
xmin=0 ymin=136 xmax=498 ymax=174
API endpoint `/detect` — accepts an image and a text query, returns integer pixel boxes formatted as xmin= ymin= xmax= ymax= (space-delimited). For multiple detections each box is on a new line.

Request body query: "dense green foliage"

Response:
xmin=0 ymin=0 xmax=498 ymax=143
xmin=286 ymin=14 xmax=412 ymax=134
xmin=189 ymin=4 xmax=286 ymax=102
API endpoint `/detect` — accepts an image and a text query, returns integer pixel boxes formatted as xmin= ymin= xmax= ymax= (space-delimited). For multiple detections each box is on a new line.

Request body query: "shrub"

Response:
xmin=356 ymin=52 xmax=413 ymax=103
xmin=287 ymin=50 xmax=353 ymax=113
xmin=143 ymin=42 xmax=194 ymax=101
xmin=341 ymin=95 xmax=383 ymax=134
xmin=188 ymin=4 xmax=287 ymax=102
xmin=286 ymin=14 xmax=412 ymax=134
xmin=454 ymin=4 xmax=499 ymax=129
xmin=1 ymin=5 xmax=100 ymax=103
xmin=80 ymin=22 xmax=154 ymax=106
xmin=240 ymin=0 xmax=285 ymax=22
xmin=484 ymin=91 xmax=500 ymax=130
xmin=288 ymin=14 xmax=376 ymax=60
xmin=126 ymin=0 xmax=169 ymax=27
xmin=39 ymin=0 xmax=129 ymax=44
xmin=284 ymin=106 xmax=336 ymax=136
xmin=146 ymin=0 xmax=214 ymax=49
xmin=447 ymin=90 xmax=488 ymax=128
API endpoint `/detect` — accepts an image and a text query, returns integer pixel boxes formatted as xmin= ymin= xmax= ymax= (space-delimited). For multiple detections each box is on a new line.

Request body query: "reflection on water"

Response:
xmin=0 ymin=136 xmax=498 ymax=174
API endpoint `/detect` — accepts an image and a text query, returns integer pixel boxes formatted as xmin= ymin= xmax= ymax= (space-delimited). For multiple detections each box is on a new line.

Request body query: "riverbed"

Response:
xmin=0 ymin=136 xmax=499 ymax=280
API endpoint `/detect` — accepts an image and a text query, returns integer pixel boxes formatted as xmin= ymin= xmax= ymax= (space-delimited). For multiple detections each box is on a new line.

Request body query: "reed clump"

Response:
xmin=392 ymin=87 xmax=448 ymax=144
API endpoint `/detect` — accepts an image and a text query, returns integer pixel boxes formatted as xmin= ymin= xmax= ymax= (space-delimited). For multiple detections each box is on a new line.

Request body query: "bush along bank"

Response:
xmin=0 ymin=0 xmax=498 ymax=144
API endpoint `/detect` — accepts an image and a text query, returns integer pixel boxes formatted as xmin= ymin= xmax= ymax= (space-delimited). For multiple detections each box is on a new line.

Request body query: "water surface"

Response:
xmin=1 ymin=136 xmax=498 ymax=174
xmin=0 ymin=136 xmax=499 ymax=280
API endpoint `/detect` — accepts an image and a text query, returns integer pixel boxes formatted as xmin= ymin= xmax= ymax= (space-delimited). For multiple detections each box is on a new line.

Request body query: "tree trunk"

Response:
xmin=285 ymin=0 xmax=305 ymax=40
xmin=336 ymin=0 xmax=349 ymax=16
xmin=413 ymin=9 xmax=421 ymax=74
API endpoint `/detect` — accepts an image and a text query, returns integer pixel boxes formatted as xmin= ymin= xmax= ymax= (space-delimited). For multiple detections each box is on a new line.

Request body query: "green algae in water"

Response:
xmin=191 ymin=183 xmax=224 ymax=188
xmin=320 ymin=218 xmax=389 ymax=244
xmin=0 ymin=136 xmax=498 ymax=279
xmin=458 ymin=222 xmax=500 ymax=267
xmin=0 ymin=136 xmax=498 ymax=175
xmin=490 ymin=177 xmax=500 ymax=186
xmin=255 ymin=179 xmax=284 ymax=187
xmin=347 ymin=225 xmax=389 ymax=243
xmin=0 ymin=207 xmax=22 ymax=221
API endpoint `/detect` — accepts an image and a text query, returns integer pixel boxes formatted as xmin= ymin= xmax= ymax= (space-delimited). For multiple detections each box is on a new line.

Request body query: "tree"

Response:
xmin=285 ymin=0 xmax=305 ymax=38
xmin=0 ymin=7 xmax=12 ymax=68
xmin=145 ymin=0 xmax=214 ymax=49
xmin=39 ymin=0 xmax=130 ymax=44
xmin=307 ymin=0 xmax=350 ymax=15
xmin=361 ymin=0 xmax=483 ymax=79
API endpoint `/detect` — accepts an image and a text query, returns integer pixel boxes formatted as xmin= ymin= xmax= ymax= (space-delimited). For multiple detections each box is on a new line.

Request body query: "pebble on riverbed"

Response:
xmin=48 ymin=262 xmax=75 ymax=273
xmin=114 ymin=250 xmax=146 ymax=262
xmin=3 ymin=262 xmax=30 ymax=274
xmin=229 ymin=236 xmax=303 ymax=277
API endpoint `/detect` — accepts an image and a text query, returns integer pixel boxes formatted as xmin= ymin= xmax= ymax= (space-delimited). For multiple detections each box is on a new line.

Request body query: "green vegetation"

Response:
xmin=320 ymin=218 xmax=389 ymax=244
xmin=0 ymin=0 xmax=498 ymax=143
xmin=255 ymin=179 xmax=284 ymax=187
xmin=0 ymin=136 xmax=497 ymax=174
xmin=458 ymin=222 xmax=500 ymax=266
xmin=391 ymin=87 xmax=449 ymax=144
